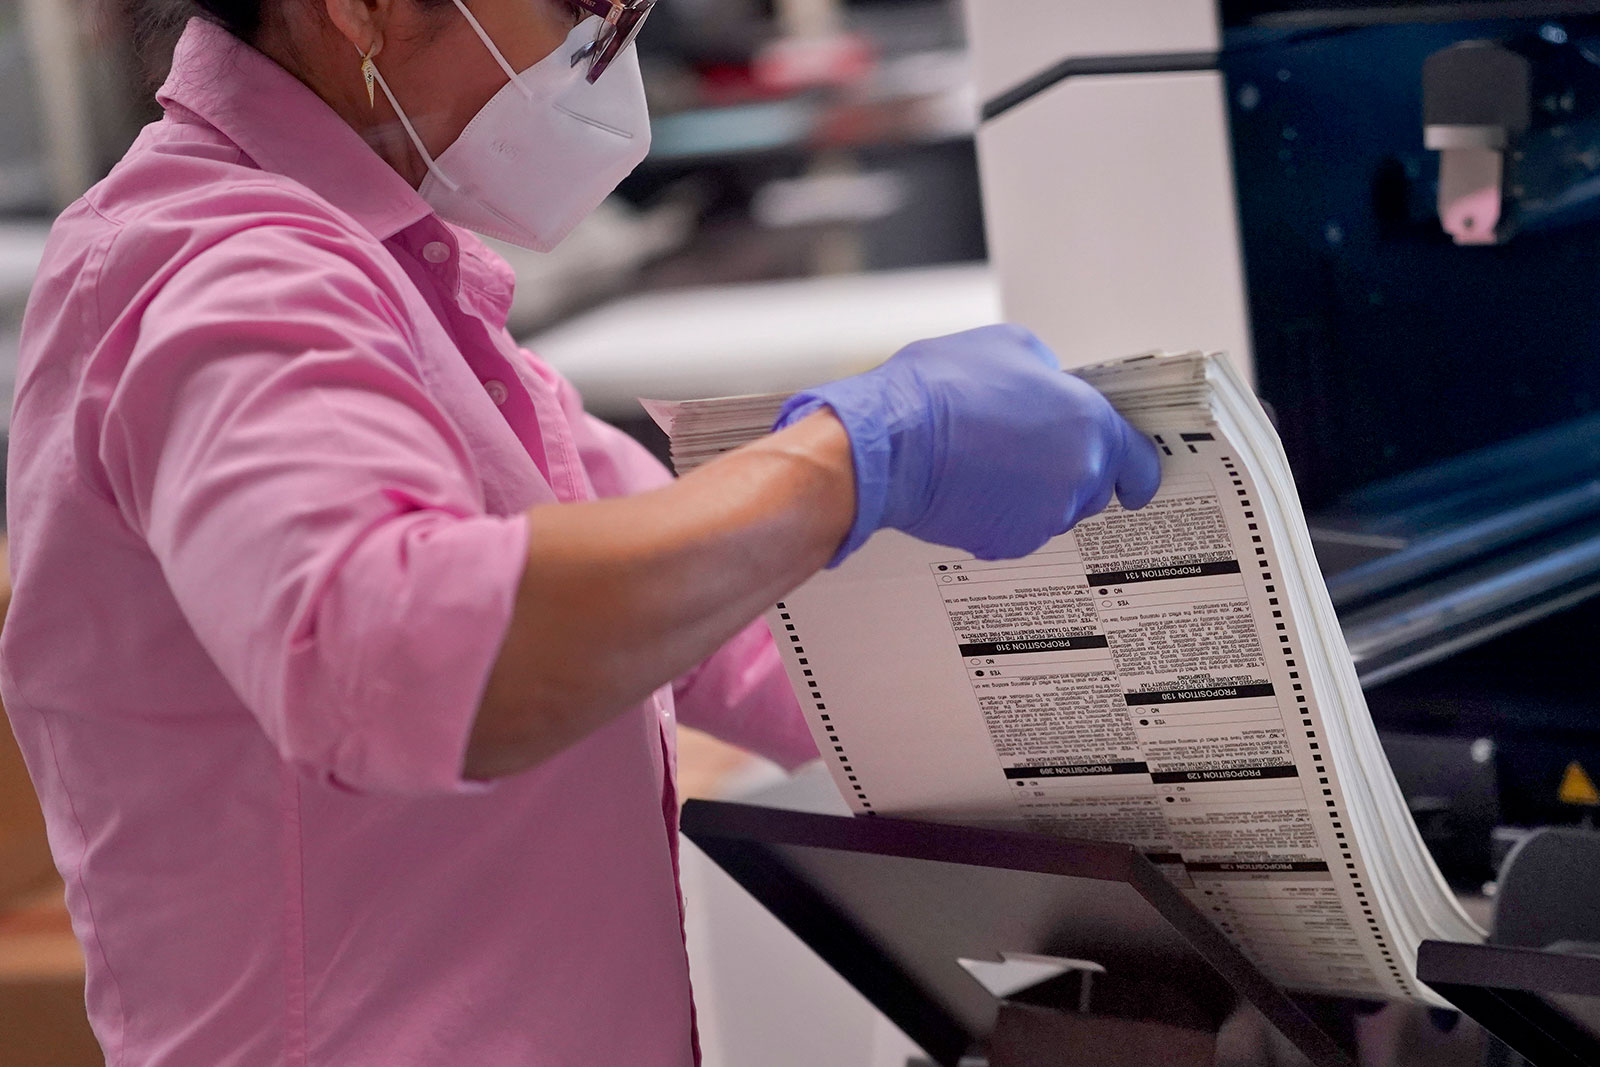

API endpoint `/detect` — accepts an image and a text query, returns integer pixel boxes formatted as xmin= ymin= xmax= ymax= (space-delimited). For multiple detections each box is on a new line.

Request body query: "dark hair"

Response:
xmin=190 ymin=0 xmax=270 ymax=39
xmin=117 ymin=1 xmax=241 ymax=83
xmin=117 ymin=0 xmax=452 ymax=84
xmin=118 ymin=0 xmax=313 ymax=86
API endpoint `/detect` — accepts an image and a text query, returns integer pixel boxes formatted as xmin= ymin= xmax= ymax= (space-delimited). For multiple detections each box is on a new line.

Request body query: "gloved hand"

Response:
xmin=774 ymin=324 xmax=1162 ymax=564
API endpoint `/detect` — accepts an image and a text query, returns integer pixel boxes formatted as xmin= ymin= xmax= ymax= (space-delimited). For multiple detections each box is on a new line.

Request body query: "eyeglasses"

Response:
xmin=567 ymin=0 xmax=657 ymax=84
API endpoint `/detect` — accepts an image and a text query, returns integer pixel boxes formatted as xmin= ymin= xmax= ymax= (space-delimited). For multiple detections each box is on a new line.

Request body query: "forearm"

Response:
xmin=464 ymin=411 xmax=852 ymax=779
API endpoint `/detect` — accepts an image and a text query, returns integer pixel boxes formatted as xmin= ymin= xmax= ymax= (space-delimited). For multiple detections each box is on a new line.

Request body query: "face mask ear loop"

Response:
xmin=450 ymin=0 xmax=537 ymax=101
xmin=359 ymin=46 xmax=464 ymax=194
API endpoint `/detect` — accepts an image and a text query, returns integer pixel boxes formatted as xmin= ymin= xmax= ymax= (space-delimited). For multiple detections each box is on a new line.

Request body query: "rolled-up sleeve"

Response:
xmin=96 ymin=223 xmax=527 ymax=796
xmin=550 ymin=373 xmax=819 ymax=770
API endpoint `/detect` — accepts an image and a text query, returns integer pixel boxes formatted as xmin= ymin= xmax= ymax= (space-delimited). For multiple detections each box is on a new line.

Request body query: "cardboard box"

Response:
xmin=0 ymin=888 xmax=99 ymax=1067
xmin=0 ymin=537 xmax=57 ymax=905
xmin=0 ymin=714 xmax=54 ymax=906
xmin=0 ymin=537 xmax=99 ymax=1063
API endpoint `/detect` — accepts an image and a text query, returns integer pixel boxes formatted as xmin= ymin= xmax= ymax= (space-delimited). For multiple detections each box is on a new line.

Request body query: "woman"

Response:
xmin=1 ymin=0 xmax=1161 ymax=1063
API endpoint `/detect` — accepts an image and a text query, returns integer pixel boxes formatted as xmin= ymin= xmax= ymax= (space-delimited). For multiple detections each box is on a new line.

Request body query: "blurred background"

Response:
xmin=0 ymin=1 xmax=994 ymax=1064
xmin=0 ymin=0 xmax=1000 ymax=446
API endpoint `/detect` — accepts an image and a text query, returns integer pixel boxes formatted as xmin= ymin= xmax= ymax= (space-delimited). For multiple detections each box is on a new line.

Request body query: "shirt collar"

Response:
xmin=156 ymin=18 xmax=433 ymax=243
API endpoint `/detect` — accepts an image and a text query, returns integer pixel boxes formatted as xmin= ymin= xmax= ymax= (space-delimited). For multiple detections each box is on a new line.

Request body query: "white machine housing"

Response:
xmin=963 ymin=0 xmax=1256 ymax=382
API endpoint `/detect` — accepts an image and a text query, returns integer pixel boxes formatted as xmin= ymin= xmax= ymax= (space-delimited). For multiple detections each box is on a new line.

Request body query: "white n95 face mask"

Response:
xmin=367 ymin=4 xmax=652 ymax=252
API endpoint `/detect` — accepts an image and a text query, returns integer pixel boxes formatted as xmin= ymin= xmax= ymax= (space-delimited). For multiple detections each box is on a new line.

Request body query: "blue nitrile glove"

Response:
xmin=774 ymin=324 xmax=1163 ymax=565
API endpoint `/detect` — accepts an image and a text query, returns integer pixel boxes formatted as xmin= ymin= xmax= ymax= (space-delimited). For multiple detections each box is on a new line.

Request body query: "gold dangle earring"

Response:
xmin=361 ymin=45 xmax=379 ymax=109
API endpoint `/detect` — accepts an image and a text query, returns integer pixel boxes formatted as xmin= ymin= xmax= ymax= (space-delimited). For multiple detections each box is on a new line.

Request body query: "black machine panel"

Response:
xmin=1226 ymin=1 xmax=1600 ymax=29
xmin=1222 ymin=14 xmax=1600 ymax=511
xmin=1215 ymin=6 xmax=1600 ymax=886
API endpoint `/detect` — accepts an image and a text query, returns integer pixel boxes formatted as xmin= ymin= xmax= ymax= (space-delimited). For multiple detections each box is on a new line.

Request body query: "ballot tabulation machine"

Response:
xmin=683 ymin=4 xmax=1600 ymax=1065
xmin=965 ymin=0 xmax=1600 ymax=897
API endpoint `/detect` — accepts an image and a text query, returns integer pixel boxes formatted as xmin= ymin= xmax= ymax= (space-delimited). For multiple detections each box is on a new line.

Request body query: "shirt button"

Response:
xmin=422 ymin=241 xmax=452 ymax=264
xmin=484 ymin=379 xmax=509 ymax=406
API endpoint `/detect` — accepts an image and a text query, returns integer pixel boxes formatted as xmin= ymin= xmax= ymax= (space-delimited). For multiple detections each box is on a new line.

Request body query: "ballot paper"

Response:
xmin=644 ymin=352 xmax=1483 ymax=1004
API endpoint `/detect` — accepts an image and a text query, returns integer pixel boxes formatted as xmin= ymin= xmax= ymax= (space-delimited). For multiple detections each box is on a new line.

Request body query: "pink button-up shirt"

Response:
xmin=2 ymin=19 xmax=815 ymax=1067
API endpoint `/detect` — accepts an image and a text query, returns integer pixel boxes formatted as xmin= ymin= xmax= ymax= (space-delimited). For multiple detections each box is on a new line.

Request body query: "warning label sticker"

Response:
xmin=1559 ymin=762 xmax=1600 ymax=807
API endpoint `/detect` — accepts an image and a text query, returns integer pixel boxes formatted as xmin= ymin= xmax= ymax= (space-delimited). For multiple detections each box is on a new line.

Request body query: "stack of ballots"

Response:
xmin=639 ymin=394 xmax=791 ymax=475
xmin=642 ymin=351 xmax=1482 ymax=1003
